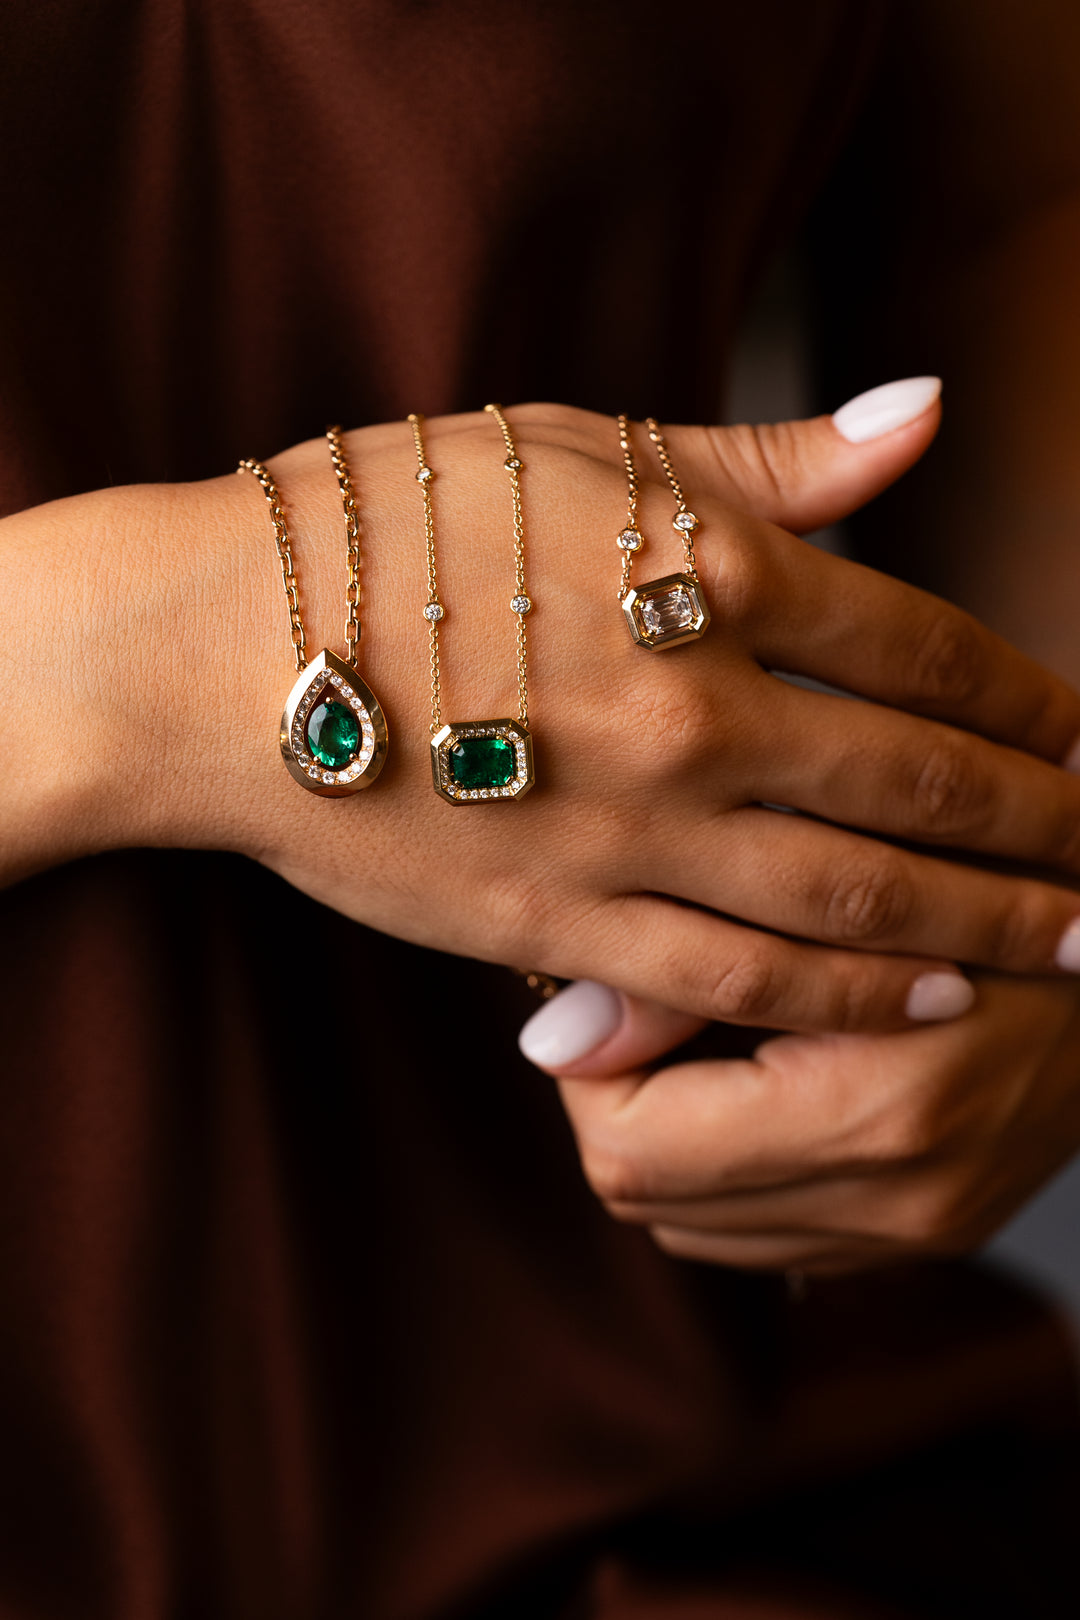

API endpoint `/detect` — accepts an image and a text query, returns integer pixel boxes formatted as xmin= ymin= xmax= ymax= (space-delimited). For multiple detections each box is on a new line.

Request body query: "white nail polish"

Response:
xmin=1055 ymin=918 xmax=1080 ymax=973
xmin=518 ymin=980 xmax=622 ymax=1068
xmin=905 ymin=970 xmax=975 ymax=1022
xmin=832 ymin=377 xmax=942 ymax=444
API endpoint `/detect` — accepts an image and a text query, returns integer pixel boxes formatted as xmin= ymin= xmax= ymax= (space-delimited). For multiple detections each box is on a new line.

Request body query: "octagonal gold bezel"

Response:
xmin=621 ymin=572 xmax=711 ymax=648
xmin=430 ymin=717 xmax=535 ymax=805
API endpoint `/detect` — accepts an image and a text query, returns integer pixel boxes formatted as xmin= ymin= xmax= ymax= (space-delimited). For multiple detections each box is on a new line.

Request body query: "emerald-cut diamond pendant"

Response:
xmin=621 ymin=572 xmax=711 ymax=649
xmin=280 ymin=647 xmax=389 ymax=797
xmin=430 ymin=717 xmax=534 ymax=805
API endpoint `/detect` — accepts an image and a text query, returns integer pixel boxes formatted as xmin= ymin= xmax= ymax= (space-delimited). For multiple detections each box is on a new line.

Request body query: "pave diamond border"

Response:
xmin=430 ymin=717 xmax=535 ymax=805
xmin=621 ymin=571 xmax=711 ymax=649
xmin=279 ymin=647 xmax=389 ymax=797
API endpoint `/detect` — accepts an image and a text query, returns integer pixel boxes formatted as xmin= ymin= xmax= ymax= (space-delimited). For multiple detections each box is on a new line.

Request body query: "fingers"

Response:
xmin=661 ymin=377 xmax=943 ymax=535
xmin=551 ymin=896 xmax=975 ymax=1037
xmin=548 ymin=974 xmax=1080 ymax=1274
xmin=757 ymin=678 xmax=1080 ymax=874
xmin=658 ymin=806 xmax=1080 ymax=978
xmin=717 ymin=517 xmax=1080 ymax=763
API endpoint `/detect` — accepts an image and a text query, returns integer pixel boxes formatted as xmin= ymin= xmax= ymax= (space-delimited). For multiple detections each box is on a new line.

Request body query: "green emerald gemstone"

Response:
xmin=449 ymin=735 xmax=514 ymax=789
xmin=306 ymin=699 xmax=360 ymax=769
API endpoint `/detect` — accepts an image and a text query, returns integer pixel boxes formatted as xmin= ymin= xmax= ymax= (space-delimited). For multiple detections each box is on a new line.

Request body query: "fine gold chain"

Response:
xmin=485 ymin=402 xmax=531 ymax=728
xmin=615 ymin=413 xmax=644 ymax=598
xmin=645 ymin=416 xmax=700 ymax=579
xmin=407 ymin=411 xmax=444 ymax=735
xmin=326 ymin=426 xmax=362 ymax=669
xmin=237 ymin=458 xmax=307 ymax=672
xmin=409 ymin=405 xmax=531 ymax=734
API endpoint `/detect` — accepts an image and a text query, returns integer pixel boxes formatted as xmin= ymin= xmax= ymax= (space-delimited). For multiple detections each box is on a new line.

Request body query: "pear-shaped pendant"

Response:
xmin=280 ymin=648 xmax=389 ymax=797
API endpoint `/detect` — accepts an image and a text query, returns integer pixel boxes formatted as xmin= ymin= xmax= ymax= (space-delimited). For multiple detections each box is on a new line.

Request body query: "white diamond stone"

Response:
xmin=617 ymin=529 xmax=643 ymax=552
xmin=510 ymin=595 xmax=531 ymax=615
xmin=674 ymin=511 xmax=699 ymax=531
xmin=504 ymin=456 xmax=522 ymax=471
xmin=331 ymin=674 xmax=343 ymax=686
xmin=642 ymin=585 xmax=694 ymax=636
xmin=423 ymin=602 xmax=444 ymax=622
xmin=416 ymin=466 xmax=434 ymax=483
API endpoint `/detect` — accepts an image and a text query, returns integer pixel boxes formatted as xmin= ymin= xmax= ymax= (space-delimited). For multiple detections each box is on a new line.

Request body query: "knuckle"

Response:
xmin=908 ymin=739 xmax=988 ymax=840
xmin=906 ymin=609 xmax=986 ymax=708
xmin=824 ymin=856 xmax=913 ymax=945
xmin=579 ymin=1140 xmax=653 ymax=1209
xmin=981 ymin=891 xmax=1045 ymax=971
xmin=708 ymin=946 xmax=781 ymax=1024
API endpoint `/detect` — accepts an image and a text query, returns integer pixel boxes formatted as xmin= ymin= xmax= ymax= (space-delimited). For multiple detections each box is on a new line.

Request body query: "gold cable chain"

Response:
xmin=407 ymin=412 xmax=444 ymax=735
xmin=237 ymin=457 xmax=308 ymax=672
xmin=645 ymin=416 xmax=700 ymax=580
xmin=325 ymin=425 xmax=362 ymax=669
xmin=484 ymin=403 xmax=530 ymax=728
xmin=616 ymin=412 xmax=643 ymax=599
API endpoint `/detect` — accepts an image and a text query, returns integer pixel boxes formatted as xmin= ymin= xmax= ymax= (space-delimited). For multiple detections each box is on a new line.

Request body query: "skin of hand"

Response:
xmin=523 ymin=972 xmax=1080 ymax=1273
xmin=6 ymin=396 xmax=1080 ymax=1037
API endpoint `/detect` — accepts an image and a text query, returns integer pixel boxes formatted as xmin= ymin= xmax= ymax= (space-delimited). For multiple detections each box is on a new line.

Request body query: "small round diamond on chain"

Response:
xmin=674 ymin=511 xmax=699 ymax=532
xmin=617 ymin=528 xmax=643 ymax=552
xmin=423 ymin=600 xmax=445 ymax=622
xmin=416 ymin=465 xmax=434 ymax=484
xmin=504 ymin=456 xmax=522 ymax=472
xmin=510 ymin=594 xmax=532 ymax=615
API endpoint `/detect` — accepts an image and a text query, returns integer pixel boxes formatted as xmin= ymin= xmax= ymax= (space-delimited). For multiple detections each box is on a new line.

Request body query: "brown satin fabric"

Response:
xmin=0 ymin=5 xmax=1077 ymax=1617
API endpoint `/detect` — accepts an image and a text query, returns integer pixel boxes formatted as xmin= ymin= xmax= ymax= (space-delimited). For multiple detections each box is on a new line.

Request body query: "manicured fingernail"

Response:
xmin=1063 ymin=735 xmax=1080 ymax=774
xmin=518 ymin=980 xmax=622 ymax=1068
xmin=1055 ymin=918 xmax=1080 ymax=973
xmin=905 ymin=969 xmax=975 ymax=1022
xmin=832 ymin=377 xmax=942 ymax=444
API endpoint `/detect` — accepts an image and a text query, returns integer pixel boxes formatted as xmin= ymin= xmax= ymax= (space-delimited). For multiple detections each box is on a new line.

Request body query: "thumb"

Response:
xmin=518 ymin=980 xmax=705 ymax=1078
xmin=667 ymin=375 xmax=942 ymax=536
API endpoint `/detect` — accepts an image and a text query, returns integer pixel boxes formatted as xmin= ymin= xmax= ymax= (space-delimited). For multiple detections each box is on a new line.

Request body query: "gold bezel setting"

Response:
xmin=280 ymin=647 xmax=389 ymax=797
xmin=621 ymin=572 xmax=711 ymax=649
xmin=430 ymin=717 xmax=534 ymax=805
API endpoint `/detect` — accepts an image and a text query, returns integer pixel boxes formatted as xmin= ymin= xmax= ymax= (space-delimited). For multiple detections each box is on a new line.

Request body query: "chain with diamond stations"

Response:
xmin=407 ymin=412 xmax=445 ymax=736
xmin=646 ymin=416 xmax=700 ymax=579
xmin=616 ymin=412 xmax=643 ymax=599
xmin=326 ymin=425 xmax=362 ymax=669
xmin=237 ymin=457 xmax=308 ymax=673
xmin=485 ymin=402 xmax=531 ymax=730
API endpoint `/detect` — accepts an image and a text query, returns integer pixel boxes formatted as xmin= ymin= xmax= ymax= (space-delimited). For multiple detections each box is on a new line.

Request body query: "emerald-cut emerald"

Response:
xmin=449 ymin=735 xmax=514 ymax=789
xmin=306 ymin=699 xmax=360 ymax=769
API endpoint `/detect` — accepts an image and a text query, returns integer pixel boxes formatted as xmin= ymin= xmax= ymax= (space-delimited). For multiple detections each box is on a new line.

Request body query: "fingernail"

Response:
xmin=832 ymin=377 xmax=942 ymax=444
xmin=1064 ymin=736 xmax=1080 ymax=774
xmin=518 ymin=980 xmax=622 ymax=1068
xmin=905 ymin=969 xmax=976 ymax=1022
xmin=1055 ymin=918 xmax=1080 ymax=973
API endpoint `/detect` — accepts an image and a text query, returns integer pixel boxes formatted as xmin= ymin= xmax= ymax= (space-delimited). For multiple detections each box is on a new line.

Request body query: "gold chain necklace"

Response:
xmin=408 ymin=404 xmax=536 ymax=804
xmin=238 ymin=428 xmax=389 ymax=796
xmin=616 ymin=413 xmax=711 ymax=647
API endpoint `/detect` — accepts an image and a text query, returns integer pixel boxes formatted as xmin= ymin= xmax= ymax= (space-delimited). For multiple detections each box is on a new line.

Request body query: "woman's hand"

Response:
xmin=524 ymin=974 xmax=1080 ymax=1271
xmin=7 ymin=392 xmax=1080 ymax=1035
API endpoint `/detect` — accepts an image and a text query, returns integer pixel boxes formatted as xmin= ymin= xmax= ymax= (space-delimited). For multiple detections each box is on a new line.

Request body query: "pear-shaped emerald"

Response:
xmin=306 ymin=699 xmax=360 ymax=769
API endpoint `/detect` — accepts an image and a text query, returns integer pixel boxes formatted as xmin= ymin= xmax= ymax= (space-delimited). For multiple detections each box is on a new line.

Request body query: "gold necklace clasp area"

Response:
xmin=616 ymin=413 xmax=711 ymax=648
xmin=238 ymin=433 xmax=389 ymax=797
xmin=409 ymin=405 xmax=536 ymax=805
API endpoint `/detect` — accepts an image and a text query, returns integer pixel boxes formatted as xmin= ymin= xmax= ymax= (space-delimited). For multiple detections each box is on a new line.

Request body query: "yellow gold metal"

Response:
xmin=621 ymin=571 xmax=711 ymax=648
xmin=430 ymin=718 xmax=535 ymax=804
xmin=238 ymin=446 xmax=389 ymax=797
xmin=408 ymin=406 xmax=535 ymax=803
xmin=281 ymin=647 xmax=389 ymax=796
xmin=615 ymin=414 xmax=710 ymax=648
xmin=326 ymin=425 xmax=362 ymax=668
